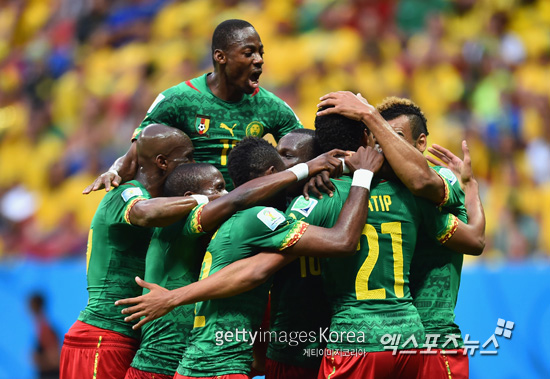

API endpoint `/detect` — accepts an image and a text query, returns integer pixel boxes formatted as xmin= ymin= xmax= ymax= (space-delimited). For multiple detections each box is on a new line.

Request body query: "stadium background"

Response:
xmin=0 ymin=0 xmax=548 ymax=377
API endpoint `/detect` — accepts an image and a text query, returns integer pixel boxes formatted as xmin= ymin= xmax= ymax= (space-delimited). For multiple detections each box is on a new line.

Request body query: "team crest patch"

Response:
xmin=438 ymin=168 xmax=457 ymax=185
xmin=121 ymin=187 xmax=143 ymax=202
xmin=195 ymin=115 xmax=211 ymax=135
xmin=245 ymin=121 xmax=264 ymax=137
xmin=291 ymin=196 xmax=318 ymax=217
xmin=257 ymin=207 xmax=286 ymax=231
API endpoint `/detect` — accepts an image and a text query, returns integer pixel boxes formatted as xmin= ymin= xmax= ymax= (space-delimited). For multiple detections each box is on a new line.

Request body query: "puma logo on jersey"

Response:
xmin=220 ymin=123 xmax=237 ymax=136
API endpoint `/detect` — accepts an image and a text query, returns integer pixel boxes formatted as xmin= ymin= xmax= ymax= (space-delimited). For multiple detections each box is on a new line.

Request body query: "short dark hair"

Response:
xmin=228 ymin=137 xmax=285 ymax=188
xmin=376 ymin=97 xmax=428 ymax=139
xmin=212 ymin=19 xmax=255 ymax=55
xmin=315 ymin=109 xmax=367 ymax=153
xmin=285 ymin=129 xmax=320 ymax=160
xmin=164 ymin=163 xmax=216 ymax=197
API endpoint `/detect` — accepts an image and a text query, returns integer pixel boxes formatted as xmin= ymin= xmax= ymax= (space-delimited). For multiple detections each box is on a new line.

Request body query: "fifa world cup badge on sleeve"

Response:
xmin=438 ymin=167 xmax=458 ymax=185
xmin=257 ymin=207 xmax=286 ymax=231
xmin=291 ymin=196 xmax=318 ymax=217
xmin=121 ymin=187 xmax=143 ymax=202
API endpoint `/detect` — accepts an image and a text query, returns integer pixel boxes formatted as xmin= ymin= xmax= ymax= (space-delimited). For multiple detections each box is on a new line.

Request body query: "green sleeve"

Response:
xmin=231 ymin=207 xmax=309 ymax=251
xmin=416 ymin=197 xmax=459 ymax=244
xmin=132 ymin=92 xmax=179 ymax=141
xmin=268 ymin=98 xmax=303 ymax=141
xmin=182 ymin=204 xmax=208 ymax=237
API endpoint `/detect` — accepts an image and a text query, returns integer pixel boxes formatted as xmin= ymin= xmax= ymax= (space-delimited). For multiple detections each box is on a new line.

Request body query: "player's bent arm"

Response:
xmin=317 ymin=91 xmax=445 ymax=203
xmin=200 ymin=149 xmax=346 ymax=231
xmin=285 ymin=185 xmax=369 ymax=257
xmin=444 ymin=215 xmax=485 ymax=256
xmin=129 ymin=196 xmax=201 ymax=227
xmin=116 ymin=253 xmax=295 ymax=329
xmin=83 ymin=142 xmax=138 ymax=194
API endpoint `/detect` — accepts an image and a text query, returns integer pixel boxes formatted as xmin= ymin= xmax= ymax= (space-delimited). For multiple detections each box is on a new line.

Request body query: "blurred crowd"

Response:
xmin=0 ymin=0 xmax=549 ymax=262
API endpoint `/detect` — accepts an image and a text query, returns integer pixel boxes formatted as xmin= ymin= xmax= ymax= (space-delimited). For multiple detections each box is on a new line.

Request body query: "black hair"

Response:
xmin=228 ymin=137 xmax=285 ymax=188
xmin=163 ymin=163 xmax=216 ymax=197
xmin=376 ymin=97 xmax=429 ymax=139
xmin=284 ymin=129 xmax=320 ymax=160
xmin=315 ymin=109 xmax=367 ymax=153
xmin=212 ymin=19 xmax=255 ymax=56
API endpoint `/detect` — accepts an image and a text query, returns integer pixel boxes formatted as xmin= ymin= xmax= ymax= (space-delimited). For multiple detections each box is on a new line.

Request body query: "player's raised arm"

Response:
xmin=199 ymin=147 xmax=345 ymax=232
xmin=317 ymin=91 xmax=446 ymax=204
xmin=429 ymin=140 xmax=486 ymax=255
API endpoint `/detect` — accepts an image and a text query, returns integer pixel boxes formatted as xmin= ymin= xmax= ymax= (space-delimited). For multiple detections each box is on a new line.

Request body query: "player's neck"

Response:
xmin=134 ymin=168 xmax=165 ymax=198
xmin=207 ymin=72 xmax=244 ymax=102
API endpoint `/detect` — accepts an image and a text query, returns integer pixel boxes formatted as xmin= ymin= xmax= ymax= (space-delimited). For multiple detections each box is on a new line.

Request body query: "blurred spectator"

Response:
xmin=0 ymin=0 xmax=549 ymax=261
xmin=28 ymin=293 xmax=60 ymax=379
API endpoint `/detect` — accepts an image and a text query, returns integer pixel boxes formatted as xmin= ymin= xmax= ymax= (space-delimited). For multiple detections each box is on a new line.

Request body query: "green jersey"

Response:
xmin=133 ymin=74 xmax=303 ymax=189
xmin=78 ymin=180 xmax=152 ymax=339
xmin=177 ymin=206 xmax=308 ymax=377
xmin=267 ymin=245 xmax=330 ymax=368
xmin=410 ymin=166 xmax=468 ymax=348
xmin=288 ymin=177 xmax=459 ymax=352
xmin=131 ymin=204 xmax=207 ymax=375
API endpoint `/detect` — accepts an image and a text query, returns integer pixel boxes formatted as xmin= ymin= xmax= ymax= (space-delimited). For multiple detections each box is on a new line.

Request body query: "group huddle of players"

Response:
xmin=59 ymin=19 xmax=485 ymax=379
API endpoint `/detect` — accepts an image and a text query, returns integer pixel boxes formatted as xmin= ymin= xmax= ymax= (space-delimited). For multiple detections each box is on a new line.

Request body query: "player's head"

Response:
xmin=376 ymin=97 xmax=428 ymax=152
xmin=277 ymin=129 xmax=320 ymax=168
xmin=28 ymin=293 xmax=45 ymax=315
xmin=164 ymin=163 xmax=227 ymax=197
xmin=211 ymin=19 xmax=264 ymax=94
xmin=315 ymin=108 xmax=373 ymax=153
xmin=135 ymin=124 xmax=194 ymax=174
xmin=228 ymin=137 xmax=286 ymax=188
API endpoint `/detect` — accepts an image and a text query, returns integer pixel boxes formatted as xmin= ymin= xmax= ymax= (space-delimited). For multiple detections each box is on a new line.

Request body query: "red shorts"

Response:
xmin=265 ymin=358 xmax=319 ymax=379
xmin=125 ymin=366 xmax=174 ymax=379
xmin=421 ymin=349 xmax=468 ymax=379
xmin=318 ymin=349 xmax=423 ymax=379
xmin=60 ymin=320 xmax=139 ymax=379
xmin=173 ymin=373 xmax=249 ymax=379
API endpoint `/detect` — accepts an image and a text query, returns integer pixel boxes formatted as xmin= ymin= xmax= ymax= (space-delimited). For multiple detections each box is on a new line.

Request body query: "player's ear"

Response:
xmin=213 ymin=49 xmax=226 ymax=65
xmin=362 ymin=129 xmax=374 ymax=148
xmin=155 ymin=154 xmax=168 ymax=171
xmin=264 ymin=165 xmax=276 ymax=176
xmin=415 ymin=133 xmax=427 ymax=153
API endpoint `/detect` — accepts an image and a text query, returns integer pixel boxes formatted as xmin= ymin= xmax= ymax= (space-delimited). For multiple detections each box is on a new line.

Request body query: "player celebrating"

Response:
xmin=317 ymin=93 xmax=485 ymax=378
xmin=60 ymin=125 xmax=205 ymax=379
xmin=84 ymin=19 xmax=302 ymax=193
xmin=118 ymin=136 xmax=385 ymax=378
xmin=126 ymin=149 xmax=349 ymax=379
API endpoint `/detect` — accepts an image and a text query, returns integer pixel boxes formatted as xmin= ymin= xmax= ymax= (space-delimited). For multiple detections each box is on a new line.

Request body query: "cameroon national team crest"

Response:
xmin=195 ymin=115 xmax=211 ymax=135
xmin=245 ymin=121 xmax=264 ymax=137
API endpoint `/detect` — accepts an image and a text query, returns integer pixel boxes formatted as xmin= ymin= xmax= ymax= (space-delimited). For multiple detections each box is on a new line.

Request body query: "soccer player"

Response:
xmin=267 ymin=129 xmax=330 ymax=379
xmin=302 ymin=111 xmax=483 ymax=378
xmin=60 ymin=124 xmax=207 ymax=379
xmin=126 ymin=149 xmax=349 ymax=379
xmin=317 ymin=92 xmax=485 ymax=378
xmin=83 ymin=19 xmax=303 ymax=194
xmin=118 ymin=136 xmax=385 ymax=378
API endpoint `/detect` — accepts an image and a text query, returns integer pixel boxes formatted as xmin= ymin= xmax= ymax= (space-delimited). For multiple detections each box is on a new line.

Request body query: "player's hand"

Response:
xmin=427 ymin=141 xmax=472 ymax=190
xmin=82 ymin=170 xmax=121 ymax=194
xmin=302 ymin=171 xmax=335 ymax=200
xmin=346 ymin=145 xmax=384 ymax=174
xmin=316 ymin=91 xmax=375 ymax=121
xmin=114 ymin=277 xmax=174 ymax=330
xmin=306 ymin=148 xmax=346 ymax=178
